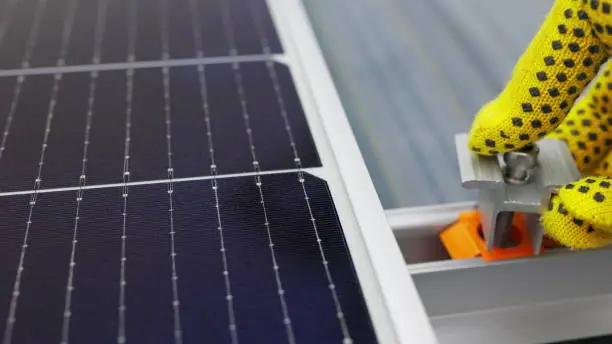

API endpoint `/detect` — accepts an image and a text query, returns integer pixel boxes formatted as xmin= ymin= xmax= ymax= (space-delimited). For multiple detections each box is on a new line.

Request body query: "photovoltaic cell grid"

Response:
xmin=0 ymin=0 xmax=378 ymax=343
xmin=0 ymin=0 xmax=282 ymax=69
xmin=0 ymin=63 xmax=319 ymax=191
xmin=0 ymin=175 xmax=377 ymax=344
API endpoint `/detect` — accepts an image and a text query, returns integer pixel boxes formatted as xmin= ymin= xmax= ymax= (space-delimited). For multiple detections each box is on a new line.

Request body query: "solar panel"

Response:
xmin=0 ymin=0 xmax=437 ymax=343
xmin=0 ymin=0 xmax=283 ymax=69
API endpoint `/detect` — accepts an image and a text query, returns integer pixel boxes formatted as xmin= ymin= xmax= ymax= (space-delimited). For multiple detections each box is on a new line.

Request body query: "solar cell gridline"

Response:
xmin=0 ymin=0 xmax=379 ymax=343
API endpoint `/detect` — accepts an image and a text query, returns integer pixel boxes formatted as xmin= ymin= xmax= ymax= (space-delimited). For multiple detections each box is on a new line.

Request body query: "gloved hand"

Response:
xmin=468 ymin=0 xmax=612 ymax=249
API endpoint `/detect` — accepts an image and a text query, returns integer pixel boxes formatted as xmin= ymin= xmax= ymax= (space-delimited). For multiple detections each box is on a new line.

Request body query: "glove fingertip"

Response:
xmin=541 ymin=196 xmax=612 ymax=249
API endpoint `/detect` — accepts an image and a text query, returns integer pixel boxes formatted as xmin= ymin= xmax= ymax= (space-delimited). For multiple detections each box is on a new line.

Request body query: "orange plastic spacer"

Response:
xmin=440 ymin=210 xmax=538 ymax=261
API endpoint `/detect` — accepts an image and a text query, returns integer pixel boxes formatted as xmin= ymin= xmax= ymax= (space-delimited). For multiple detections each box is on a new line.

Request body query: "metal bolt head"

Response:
xmin=502 ymin=144 xmax=540 ymax=184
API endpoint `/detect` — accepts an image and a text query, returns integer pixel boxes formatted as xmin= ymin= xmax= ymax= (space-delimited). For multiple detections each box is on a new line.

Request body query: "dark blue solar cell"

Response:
xmin=0 ymin=62 xmax=319 ymax=192
xmin=168 ymin=67 xmax=213 ymax=178
xmin=0 ymin=75 xmax=54 ymax=191
xmin=0 ymin=173 xmax=377 ymax=343
xmin=3 ymin=191 xmax=75 ymax=344
xmin=215 ymin=173 xmax=378 ymax=343
xmin=69 ymin=188 xmax=122 ymax=344
xmin=30 ymin=0 xmax=70 ymax=68
xmin=172 ymin=183 xmax=229 ymax=342
xmin=167 ymin=0 xmax=196 ymax=59
xmin=124 ymin=185 xmax=175 ymax=343
xmin=267 ymin=175 xmax=379 ymax=344
xmin=159 ymin=0 xmax=286 ymax=57
xmin=66 ymin=0 xmax=99 ymax=66
xmin=198 ymin=0 xmax=229 ymax=57
xmin=0 ymin=193 xmax=28 ymax=342
xmin=0 ymin=71 xmax=128 ymax=191
xmin=240 ymin=62 xmax=320 ymax=172
xmin=205 ymin=63 xmax=254 ymax=174
xmin=100 ymin=0 xmax=129 ymax=63
xmin=247 ymin=0 xmax=283 ymax=54
xmin=40 ymin=73 xmax=91 ymax=187
xmin=0 ymin=0 xmax=283 ymax=69
xmin=0 ymin=0 xmax=38 ymax=69
xmin=203 ymin=62 xmax=321 ymax=175
xmin=85 ymin=70 xmax=127 ymax=186
xmin=135 ymin=0 xmax=163 ymax=61
xmin=0 ymin=76 xmax=15 ymax=134
xmin=225 ymin=0 xmax=265 ymax=55
xmin=130 ymin=68 xmax=167 ymax=182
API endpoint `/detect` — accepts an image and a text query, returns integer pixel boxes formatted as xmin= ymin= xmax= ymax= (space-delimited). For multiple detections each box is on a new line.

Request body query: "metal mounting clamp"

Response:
xmin=454 ymin=133 xmax=581 ymax=254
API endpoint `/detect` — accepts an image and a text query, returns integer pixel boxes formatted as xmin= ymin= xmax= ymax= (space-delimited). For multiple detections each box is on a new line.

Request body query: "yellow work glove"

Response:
xmin=468 ymin=0 xmax=612 ymax=249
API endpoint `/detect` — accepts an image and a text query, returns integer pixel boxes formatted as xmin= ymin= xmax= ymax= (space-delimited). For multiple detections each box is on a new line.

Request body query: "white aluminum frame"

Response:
xmin=266 ymin=0 xmax=438 ymax=343
xmin=389 ymin=203 xmax=612 ymax=344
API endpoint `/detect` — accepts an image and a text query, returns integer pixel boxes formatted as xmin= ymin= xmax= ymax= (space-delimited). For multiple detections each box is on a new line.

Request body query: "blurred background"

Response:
xmin=303 ymin=0 xmax=553 ymax=209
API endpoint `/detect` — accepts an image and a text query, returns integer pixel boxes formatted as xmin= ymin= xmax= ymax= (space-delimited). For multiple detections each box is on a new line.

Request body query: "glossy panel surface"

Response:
xmin=0 ymin=0 xmax=283 ymax=69
xmin=0 ymin=174 xmax=376 ymax=343
xmin=0 ymin=63 xmax=319 ymax=192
